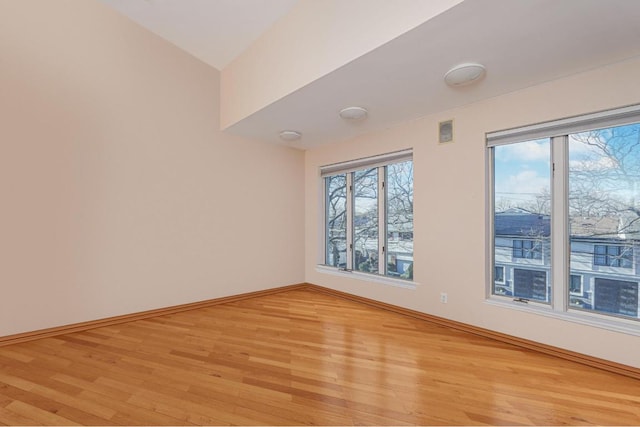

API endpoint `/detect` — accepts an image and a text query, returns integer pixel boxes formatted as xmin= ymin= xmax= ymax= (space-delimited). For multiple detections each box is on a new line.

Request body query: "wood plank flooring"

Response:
xmin=0 ymin=289 xmax=639 ymax=425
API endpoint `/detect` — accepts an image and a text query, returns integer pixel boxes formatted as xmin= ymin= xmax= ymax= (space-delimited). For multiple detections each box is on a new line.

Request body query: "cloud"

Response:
xmin=495 ymin=139 xmax=549 ymax=162
xmin=569 ymin=156 xmax=617 ymax=172
xmin=495 ymin=169 xmax=549 ymax=200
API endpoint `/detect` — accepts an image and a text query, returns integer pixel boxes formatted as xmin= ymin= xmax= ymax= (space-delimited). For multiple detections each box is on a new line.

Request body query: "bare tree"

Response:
xmin=495 ymin=187 xmax=550 ymax=215
xmin=570 ymin=125 xmax=640 ymax=238
xmin=325 ymin=162 xmax=413 ymax=274
xmin=326 ymin=175 xmax=347 ymax=267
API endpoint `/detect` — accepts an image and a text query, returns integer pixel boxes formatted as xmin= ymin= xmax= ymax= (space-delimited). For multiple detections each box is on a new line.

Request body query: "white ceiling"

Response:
xmin=98 ymin=0 xmax=299 ymax=69
xmin=99 ymin=0 xmax=640 ymax=150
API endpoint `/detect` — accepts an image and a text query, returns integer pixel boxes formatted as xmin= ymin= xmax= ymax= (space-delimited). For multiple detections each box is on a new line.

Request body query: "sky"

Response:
xmin=494 ymin=138 xmax=550 ymax=209
xmin=493 ymin=123 xmax=640 ymax=212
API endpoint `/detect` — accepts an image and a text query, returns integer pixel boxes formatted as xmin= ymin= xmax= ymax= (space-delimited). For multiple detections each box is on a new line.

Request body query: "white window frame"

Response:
xmin=486 ymin=103 xmax=640 ymax=335
xmin=319 ymin=150 xmax=415 ymax=288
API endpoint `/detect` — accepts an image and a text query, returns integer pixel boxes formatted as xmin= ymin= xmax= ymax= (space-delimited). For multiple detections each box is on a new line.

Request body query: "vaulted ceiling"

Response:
xmin=99 ymin=0 xmax=640 ymax=149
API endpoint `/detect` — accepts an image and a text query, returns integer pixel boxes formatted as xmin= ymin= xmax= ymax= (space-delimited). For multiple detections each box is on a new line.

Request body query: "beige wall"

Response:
xmin=2 ymin=0 xmax=638 ymax=370
xmin=305 ymin=58 xmax=640 ymax=368
xmin=220 ymin=0 xmax=462 ymax=130
xmin=0 ymin=0 xmax=305 ymax=337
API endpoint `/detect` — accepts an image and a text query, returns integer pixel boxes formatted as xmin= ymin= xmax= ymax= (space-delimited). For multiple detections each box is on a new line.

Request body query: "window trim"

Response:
xmin=485 ymin=297 xmax=640 ymax=337
xmin=316 ymin=264 xmax=418 ymax=289
xmin=487 ymin=104 xmax=640 ymax=147
xmin=320 ymin=149 xmax=412 ymax=177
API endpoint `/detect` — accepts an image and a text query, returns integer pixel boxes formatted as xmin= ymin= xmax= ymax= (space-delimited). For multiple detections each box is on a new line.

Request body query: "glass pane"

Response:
xmin=568 ymin=123 xmax=640 ymax=319
xmin=353 ymin=168 xmax=378 ymax=273
xmin=493 ymin=139 xmax=551 ymax=302
xmin=325 ymin=175 xmax=347 ymax=268
xmin=385 ymin=161 xmax=413 ymax=279
xmin=570 ymin=275 xmax=582 ymax=294
xmin=513 ymin=268 xmax=547 ymax=301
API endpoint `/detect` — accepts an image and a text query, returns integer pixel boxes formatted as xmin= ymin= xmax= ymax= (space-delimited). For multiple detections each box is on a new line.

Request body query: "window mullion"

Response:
xmin=551 ymin=135 xmax=568 ymax=312
xmin=378 ymin=167 xmax=386 ymax=275
xmin=346 ymin=172 xmax=354 ymax=270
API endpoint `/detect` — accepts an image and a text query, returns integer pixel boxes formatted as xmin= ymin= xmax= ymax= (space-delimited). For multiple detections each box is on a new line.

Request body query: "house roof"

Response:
xmin=570 ymin=216 xmax=620 ymax=238
xmin=496 ymin=208 xmax=640 ymax=241
xmin=494 ymin=209 xmax=550 ymax=237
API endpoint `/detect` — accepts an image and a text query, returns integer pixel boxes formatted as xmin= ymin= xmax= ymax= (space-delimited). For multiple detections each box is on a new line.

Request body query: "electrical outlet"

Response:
xmin=440 ymin=292 xmax=448 ymax=303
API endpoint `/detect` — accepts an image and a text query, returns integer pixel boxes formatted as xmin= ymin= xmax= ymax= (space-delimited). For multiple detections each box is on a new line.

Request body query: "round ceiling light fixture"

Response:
xmin=339 ymin=106 xmax=368 ymax=121
xmin=279 ymin=130 xmax=302 ymax=141
xmin=444 ymin=63 xmax=486 ymax=87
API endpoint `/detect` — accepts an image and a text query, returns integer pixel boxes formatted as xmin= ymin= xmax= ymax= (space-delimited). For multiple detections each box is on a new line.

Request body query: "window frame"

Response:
xmin=319 ymin=150 xmax=414 ymax=287
xmin=324 ymin=174 xmax=348 ymax=269
xmin=486 ymin=104 xmax=640 ymax=332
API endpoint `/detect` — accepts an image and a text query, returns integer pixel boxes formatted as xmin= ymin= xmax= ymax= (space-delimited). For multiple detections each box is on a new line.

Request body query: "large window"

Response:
xmin=322 ymin=151 xmax=413 ymax=281
xmin=489 ymin=105 xmax=640 ymax=323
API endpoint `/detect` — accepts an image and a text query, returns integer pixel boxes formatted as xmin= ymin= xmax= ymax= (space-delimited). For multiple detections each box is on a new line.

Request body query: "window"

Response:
xmin=386 ymin=160 xmax=414 ymax=279
xmin=513 ymin=268 xmax=548 ymax=302
xmin=488 ymin=104 xmax=640 ymax=323
xmin=353 ymin=168 xmax=379 ymax=273
xmin=513 ymin=239 xmax=543 ymax=260
xmin=594 ymin=278 xmax=639 ymax=318
xmin=321 ymin=151 xmax=413 ymax=281
xmin=494 ymin=266 xmax=505 ymax=283
xmin=492 ymin=138 xmax=551 ymax=303
xmin=567 ymin=120 xmax=640 ymax=319
xmin=325 ymin=175 xmax=347 ymax=268
xmin=569 ymin=274 xmax=583 ymax=295
xmin=593 ymin=245 xmax=633 ymax=268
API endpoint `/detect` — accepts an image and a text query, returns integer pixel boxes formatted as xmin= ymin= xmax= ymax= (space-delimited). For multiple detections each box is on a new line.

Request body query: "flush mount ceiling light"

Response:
xmin=444 ymin=63 xmax=486 ymax=87
xmin=339 ymin=106 xmax=368 ymax=120
xmin=279 ymin=130 xmax=302 ymax=141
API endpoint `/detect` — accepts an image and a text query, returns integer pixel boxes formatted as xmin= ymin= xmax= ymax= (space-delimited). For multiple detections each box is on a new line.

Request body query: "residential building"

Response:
xmin=495 ymin=209 xmax=640 ymax=318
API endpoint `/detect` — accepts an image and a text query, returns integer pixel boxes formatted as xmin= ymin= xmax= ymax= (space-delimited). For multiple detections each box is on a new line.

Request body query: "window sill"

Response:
xmin=315 ymin=265 xmax=417 ymax=290
xmin=485 ymin=297 xmax=640 ymax=337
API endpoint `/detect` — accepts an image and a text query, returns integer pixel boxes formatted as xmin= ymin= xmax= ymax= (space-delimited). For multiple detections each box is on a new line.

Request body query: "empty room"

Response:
xmin=1 ymin=0 xmax=640 ymax=425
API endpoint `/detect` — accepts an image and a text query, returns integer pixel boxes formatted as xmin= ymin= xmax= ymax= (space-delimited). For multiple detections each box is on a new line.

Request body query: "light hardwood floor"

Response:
xmin=0 ymin=289 xmax=639 ymax=425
